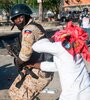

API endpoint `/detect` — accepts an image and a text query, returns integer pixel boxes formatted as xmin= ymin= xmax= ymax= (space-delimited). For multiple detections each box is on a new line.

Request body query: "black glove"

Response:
xmin=14 ymin=57 xmax=24 ymax=71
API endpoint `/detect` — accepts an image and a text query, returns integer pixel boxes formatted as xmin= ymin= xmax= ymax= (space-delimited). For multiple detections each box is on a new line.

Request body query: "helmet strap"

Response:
xmin=24 ymin=15 xmax=31 ymax=25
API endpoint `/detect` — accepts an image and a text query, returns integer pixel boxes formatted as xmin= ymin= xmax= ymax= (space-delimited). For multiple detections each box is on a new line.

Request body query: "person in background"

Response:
xmin=79 ymin=8 xmax=90 ymax=43
xmin=82 ymin=15 xmax=90 ymax=36
xmin=82 ymin=14 xmax=90 ymax=45
xmin=46 ymin=10 xmax=55 ymax=21
xmin=31 ymin=21 xmax=90 ymax=100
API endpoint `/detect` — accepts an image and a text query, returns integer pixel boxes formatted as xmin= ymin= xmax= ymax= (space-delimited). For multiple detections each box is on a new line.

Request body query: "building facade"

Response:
xmin=64 ymin=0 xmax=90 ymax=10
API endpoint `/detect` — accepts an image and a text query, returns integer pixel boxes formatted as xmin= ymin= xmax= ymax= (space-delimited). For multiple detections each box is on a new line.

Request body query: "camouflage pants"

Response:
xmin=8 ymin=69 xmax=54 ymax=100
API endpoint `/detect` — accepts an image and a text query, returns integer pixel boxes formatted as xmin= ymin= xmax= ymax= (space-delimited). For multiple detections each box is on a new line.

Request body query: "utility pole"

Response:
xmin=59 ymin=0 xmax=64 ymax=13
xmin=37 ymin=0 xmax=43 ymax=22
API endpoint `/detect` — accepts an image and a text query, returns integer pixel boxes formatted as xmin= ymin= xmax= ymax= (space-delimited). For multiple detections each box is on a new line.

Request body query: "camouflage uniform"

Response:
xmin=8 ymin=19 xmax=53 ymax=100
xmin=19 ymin=19 xmax=45 ymax=61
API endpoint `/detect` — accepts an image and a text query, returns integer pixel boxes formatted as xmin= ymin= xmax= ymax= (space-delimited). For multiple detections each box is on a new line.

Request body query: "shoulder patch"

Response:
xmin=24 ymin=30 xmax=32 ymax=34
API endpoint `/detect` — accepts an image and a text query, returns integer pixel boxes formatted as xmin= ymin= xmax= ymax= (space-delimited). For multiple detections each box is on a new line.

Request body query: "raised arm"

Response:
xmin=32 ymin=39 xmax=59 ymax=56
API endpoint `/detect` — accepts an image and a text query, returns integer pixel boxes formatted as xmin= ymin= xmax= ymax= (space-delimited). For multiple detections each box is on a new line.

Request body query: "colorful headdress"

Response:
xmin=52 ymin=21 xmax=90 ymax=62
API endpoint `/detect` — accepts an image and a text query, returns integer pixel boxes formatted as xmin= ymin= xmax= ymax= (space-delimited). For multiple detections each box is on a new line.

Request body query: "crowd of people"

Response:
xmin=7 ymin=3 xmax=90 ymax=100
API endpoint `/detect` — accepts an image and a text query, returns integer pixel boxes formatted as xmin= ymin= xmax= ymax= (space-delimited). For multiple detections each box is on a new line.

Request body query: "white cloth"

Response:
xmin=41 ymin=61 xmax=57 ymax=72
xmin=32 ymin=38 xmax=90 ymax=100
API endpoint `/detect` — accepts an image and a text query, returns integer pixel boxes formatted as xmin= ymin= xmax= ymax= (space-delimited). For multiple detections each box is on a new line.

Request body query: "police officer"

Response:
xmin=10 ymin=3 xmax=54 ymax=78
xmin=10 ymin=4 xmax=49 ymax=68
xmin=10 ymin=4 xmax=53 ymax=99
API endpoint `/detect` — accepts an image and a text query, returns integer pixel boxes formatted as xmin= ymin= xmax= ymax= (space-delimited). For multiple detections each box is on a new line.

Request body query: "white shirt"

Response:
xmin=82 ymin=17 xmax=90 ymax=28
xmin=32 ymin=39 xmax=90 ymax=100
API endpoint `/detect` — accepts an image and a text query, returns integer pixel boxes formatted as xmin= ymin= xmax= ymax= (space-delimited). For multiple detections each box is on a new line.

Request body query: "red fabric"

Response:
xmin=52 ymin=21 xmax=90 ymax=62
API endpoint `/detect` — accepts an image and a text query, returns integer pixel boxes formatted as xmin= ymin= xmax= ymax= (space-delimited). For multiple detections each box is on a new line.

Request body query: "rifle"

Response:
xmin=2 ymin=40 xmax=18 ymax=59
xmin=2 ymin=40 xmax=39 ymax=88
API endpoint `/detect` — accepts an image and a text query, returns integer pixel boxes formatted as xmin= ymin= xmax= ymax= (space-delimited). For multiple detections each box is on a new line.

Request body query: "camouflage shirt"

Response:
xmin=19 ymin=19 xmax=46 ymax=61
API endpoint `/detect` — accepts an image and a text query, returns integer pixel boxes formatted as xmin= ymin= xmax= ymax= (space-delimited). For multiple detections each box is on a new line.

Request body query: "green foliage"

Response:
xmin=43 ymin=0 xmax=61 ymax=15
xmin=0 ymin=0 xmax=38 ymax=12
xmin=0 ymin=0 xmax=13 ymax=11
xmin=0 ymin=0 xmax=63 ymax=18
xmin=26 ymin=0 xmax=38 ymax=9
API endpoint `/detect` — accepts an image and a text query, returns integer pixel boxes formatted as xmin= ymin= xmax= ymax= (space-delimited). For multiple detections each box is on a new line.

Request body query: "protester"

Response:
xmin=31 ymin=21 xmax=90 ymax=100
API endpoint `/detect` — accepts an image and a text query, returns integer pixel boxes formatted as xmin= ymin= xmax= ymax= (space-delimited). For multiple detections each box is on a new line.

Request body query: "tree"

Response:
xmin=0 ymin=0 xmax=13 ymax=12
xmin=0 ymin=0 xmax=64 ymax=21
xmin=43 ymin=0 xmax=64 ymax=18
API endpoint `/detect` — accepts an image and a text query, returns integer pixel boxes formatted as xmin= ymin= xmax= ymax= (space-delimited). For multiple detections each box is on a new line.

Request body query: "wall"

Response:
xmin=64 ymin=0 xmax=90 ymax=9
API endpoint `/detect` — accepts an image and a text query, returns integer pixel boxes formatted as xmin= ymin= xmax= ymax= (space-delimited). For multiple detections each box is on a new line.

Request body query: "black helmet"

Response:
xmin=10 ymin=4 xmax=33 ymax=21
